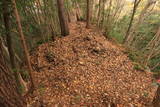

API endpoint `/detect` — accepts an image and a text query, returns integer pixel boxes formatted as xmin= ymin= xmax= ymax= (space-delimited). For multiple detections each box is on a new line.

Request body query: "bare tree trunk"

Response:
xmin=75 ymin=1 xmax=82 ymax=21
xmin=101 ymin=0 xmax=107 ymax=28
xmin=153 ymin=86 xmax=160 ymax=107
xmin=86 ymin=0 xmax=91 ymax=28
xmin=104 ymin=0 xmax=112 ymax=31
xmin=12 ymin=0 xmax=35 ymax=92
xmin=123 ymin=0 xmax=141 ymax=44
xmin=0 ymin=40 xmax=26 ymax=107
xmin=2 ymin=0 xmax=28 ymax=94
xmin=2 ymin=0 xmax=16 ymax=69
xmin=90 ymin=0 xmax=94 ymax=22
xmin=97 ymin=0 xmax=102 ymax=26
xmin=57 ymin=0 xmax=70 ymax=36
xmin=127 ymin=0 xmax=157 ymax=45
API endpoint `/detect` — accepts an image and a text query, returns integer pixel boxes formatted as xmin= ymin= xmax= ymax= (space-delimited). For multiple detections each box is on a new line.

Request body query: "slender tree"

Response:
xmin=97 ymin=0 xmax=102 ymax=26
xmin=75 ymin=1 xmax=82 ymax=21
xmin=12 ymin=0 xmax=35 ymax=92
xmin=127 ymin=0 xmax=157 ymax=45
xmin=86 ymin=0 xmax=91 ymax=28
xmin=2 ymin=0 xmax=25 ymax=94
xmin=2 ymin=0 xmax=16 ymax=69
xmin=123 ymin=0 xmax=141 ymax=44
xmin=101 ymin=0 xmax=107 ymax=28
xmin=57 ymin=0 xmax=70 ymax=36
xmin=0 ymin=39 xmax=26 ymax=107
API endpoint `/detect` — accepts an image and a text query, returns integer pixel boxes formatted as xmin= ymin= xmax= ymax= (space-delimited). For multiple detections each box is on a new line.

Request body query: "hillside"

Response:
xmin=29 ymin=22 xmax=157 ymax=107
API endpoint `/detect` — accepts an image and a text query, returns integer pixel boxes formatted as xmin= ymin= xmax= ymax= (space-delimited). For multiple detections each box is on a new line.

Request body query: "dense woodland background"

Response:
xmin=0 ymin=0 xmax=160 ymax=106
xmin=0 ymin=0 xmax=160 ymax=74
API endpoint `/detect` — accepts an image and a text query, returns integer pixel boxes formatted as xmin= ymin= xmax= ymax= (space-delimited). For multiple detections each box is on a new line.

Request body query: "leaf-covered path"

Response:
xmin=29 ymin=22 xmax=157 ymax=107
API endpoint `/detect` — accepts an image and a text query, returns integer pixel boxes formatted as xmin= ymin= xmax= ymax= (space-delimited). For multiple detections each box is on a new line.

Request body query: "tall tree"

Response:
xmin=0 ymin=39 xmax=26 ymax=107
xmin=2 ymin=0 xmax=23 ymax=94
xmin=2 ymin=0 xmax=16 ymax=69
xmin=12 ymin=0 xmax=35 ymax=92
xmin=74 ymin=1 xmax=82 ymax=21
xmin=101 ymin=0 xmax=107 ymax=28
xmin=86 ymin=0 xmax=91 ymax=28
xmin=127 ymin=0 xmax=157 ymax=45
xmin=123 ymin=0 xmax=141 ymax=44
xmin=57 ymin=0 xmax=70 ymax=36
xmin=97 ymin=0 xmax=102 ymax=26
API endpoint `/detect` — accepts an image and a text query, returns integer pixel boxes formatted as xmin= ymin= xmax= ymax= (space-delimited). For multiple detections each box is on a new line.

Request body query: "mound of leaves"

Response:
xmin=29 ymin=23 xmax=157 ymax=107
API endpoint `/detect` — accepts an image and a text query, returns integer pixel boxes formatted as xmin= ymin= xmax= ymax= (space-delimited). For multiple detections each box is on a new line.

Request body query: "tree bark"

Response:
xmin=12 ymin=0 xmax=35 ymax=92
xmin=57 ymin=0 xmax=70 ymax=36
xmin=75 ymin=1 xmax=82 ymax=21
xmin=86 ymin=0 xmax=91 ymax=28
xmin=153 ymin=86 xmax=160 ymax=107
xmin=2 ymin=0 xmax=16 ymax=69
xmin=97 ymin=0 xmax=102 ymax=26
xmin=2 ymin=0 xmax=26 ymax=94
xmin=127 ymin=0 xmax=157 ymax=45
xmin=123 ymin=0 xmax=141 ymax=44
xmin=0 ymin=40 xmax=26 ymax=107
xmin=101 ymin=0 xmax=107 ymax=28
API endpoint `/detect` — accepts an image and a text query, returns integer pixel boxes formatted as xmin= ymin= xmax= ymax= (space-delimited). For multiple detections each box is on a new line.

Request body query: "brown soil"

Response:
xmin=29 ymin=22 xmax=157 ymax=107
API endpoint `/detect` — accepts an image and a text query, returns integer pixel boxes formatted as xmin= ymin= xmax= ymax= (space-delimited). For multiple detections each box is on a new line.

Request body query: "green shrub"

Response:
xmin=133 ymin=62 xmax=146 ymax=71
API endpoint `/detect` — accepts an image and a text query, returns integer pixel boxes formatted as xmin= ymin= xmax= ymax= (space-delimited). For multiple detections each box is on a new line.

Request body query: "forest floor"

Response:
xmin=28 ymin=22 xmax=157 ymax=107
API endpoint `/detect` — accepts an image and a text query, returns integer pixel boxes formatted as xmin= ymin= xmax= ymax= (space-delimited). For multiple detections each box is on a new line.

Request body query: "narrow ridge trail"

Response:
xmin=29 ymin=22 xmax=157 ymax=107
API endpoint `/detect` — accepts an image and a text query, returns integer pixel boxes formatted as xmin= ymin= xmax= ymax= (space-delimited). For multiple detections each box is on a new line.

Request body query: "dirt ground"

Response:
xmin=28 ymin=22 xmax=157 ymax=107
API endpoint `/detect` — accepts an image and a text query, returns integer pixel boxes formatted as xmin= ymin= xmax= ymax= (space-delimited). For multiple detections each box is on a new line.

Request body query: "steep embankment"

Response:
xmin=29 ymin=22 xmax=157 ymax=107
